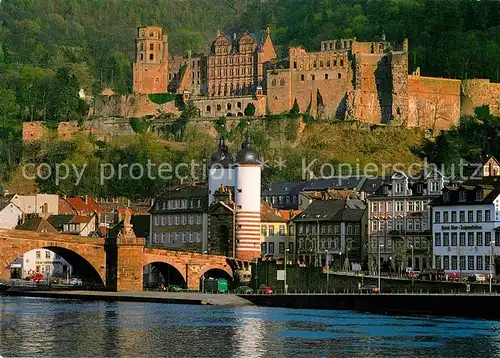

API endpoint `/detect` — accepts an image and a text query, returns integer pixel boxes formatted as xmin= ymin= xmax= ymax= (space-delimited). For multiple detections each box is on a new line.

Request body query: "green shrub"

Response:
xmin=148 ymin=93 xmax=177 ymax=105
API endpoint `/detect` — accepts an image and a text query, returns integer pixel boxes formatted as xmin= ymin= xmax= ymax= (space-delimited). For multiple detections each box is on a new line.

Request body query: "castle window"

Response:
xmin=320 ymin=60 xmax=323 ymax=67
xmin=313 ymin=61 xmax=317 ymax=68
xmin=293 ymin=61 xmax=297 ymax=69
xmin=311 ymin=74 xmax=315 ymax=81
xmin=340 ymin=59 xmax=344 ymax=66
xmin=149 ymin=32 xmax=154 ymax=38
xmin=325 ymin=74 xmax=329 ymax=80
xmin=217 ymin=104 xmax=221 ymax=111
xmin=155 ymin=77 xmax=159 ymax=83
xmin=227 ymin=103 xmax=232 ymax=110
xmin=149 ymin=54 xmax=154 ymax=60
xmin=206 ymin=105 xmax=211 ymax=113
xmin=327 ymin=60 xmax=330 ymax=67
xmin=237 ymin=102 xmax=242 ymax=109
xmin=150 ymin=44 xmax=154 ymax=51
xmin=280 ymin=79 xmax=285 ymax=87
xmin=334 ymin=60 xmax=337 ymax=66
xmin=338 ymin=73 xmax=342 ymax=79
xmin=301 ymin=74 xmax=305 ymax=81
xmin=140 ymin=53 xmax=144 ymax=61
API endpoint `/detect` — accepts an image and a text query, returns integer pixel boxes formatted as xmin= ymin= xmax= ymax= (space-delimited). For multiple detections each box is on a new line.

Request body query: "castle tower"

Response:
xmin=133 ymin=26 xmax=169 ymax=94
xmin=208 ymin=136 xmax=235 ymax=205
xmin=234 ymin=137 xmax=262 ymax=260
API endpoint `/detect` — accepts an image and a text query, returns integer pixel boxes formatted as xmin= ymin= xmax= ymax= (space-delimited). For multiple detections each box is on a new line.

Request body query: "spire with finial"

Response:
xmin=266 ymin=26 xmax=270 ymax=35
xmin=381 ymin=32 xmax=386 ymax=41
xmin=217 ymin=29 xmax=221 ymax=37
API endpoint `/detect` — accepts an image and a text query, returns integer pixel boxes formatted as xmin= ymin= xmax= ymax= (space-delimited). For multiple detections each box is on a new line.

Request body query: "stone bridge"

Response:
xmin=0 ymin=229 xmax=249 ymax=291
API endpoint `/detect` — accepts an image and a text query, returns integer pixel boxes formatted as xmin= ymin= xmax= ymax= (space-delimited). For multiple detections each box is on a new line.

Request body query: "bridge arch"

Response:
xmin=143 ymin=261 xmax=186 ymax=289
xmin=0 ymin=230 xmax=106 ymax=287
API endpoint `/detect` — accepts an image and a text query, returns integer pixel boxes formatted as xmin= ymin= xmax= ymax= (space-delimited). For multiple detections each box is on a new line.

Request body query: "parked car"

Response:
xmin=258 ymin=285 xmax=273 ymax=294
xmin=168 ymin=285 xmax=183 ymax=292
xmin=235 ymin=286 xmax=253 ymax=294
xmin=28 ymin=273 xmax=44 ymax=282
xmin=69 ymin=278 xmax=83 ymax=286
xmin=417 ymin=269 xmax=446 ymax=281
xmin=470 ymin=274 xmax=486 ymax=282
xmin=360 ymin=285 xmax=380 ymax=294
xmin=448 ymin=272 xmax=461 ymax=282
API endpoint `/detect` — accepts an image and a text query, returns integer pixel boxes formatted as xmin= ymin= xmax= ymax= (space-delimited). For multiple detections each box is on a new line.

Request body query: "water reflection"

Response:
xmin=1 ymin=297 xmax=500 ymax=357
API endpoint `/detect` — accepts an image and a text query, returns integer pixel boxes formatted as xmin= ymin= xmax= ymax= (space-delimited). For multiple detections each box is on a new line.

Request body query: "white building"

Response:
xmin=0 ymin=201 xmax=23 ymax=229
xmin=431 ymin=177 xmax=500 ymax=275
xmin=9 ymin=194 xmax=59 ymax=217
xmin=22 ymin=249 xmax=71 ymax=279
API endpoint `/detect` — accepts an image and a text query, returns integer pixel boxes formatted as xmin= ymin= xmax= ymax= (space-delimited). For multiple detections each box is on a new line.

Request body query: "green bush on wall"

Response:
xmin=148 ymin=93 xmax=177 ymax=105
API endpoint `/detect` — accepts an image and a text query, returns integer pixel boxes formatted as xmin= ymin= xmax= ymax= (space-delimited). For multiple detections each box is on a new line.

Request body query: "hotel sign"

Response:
xmin=441 ymin=225 xmax=483 ymax=231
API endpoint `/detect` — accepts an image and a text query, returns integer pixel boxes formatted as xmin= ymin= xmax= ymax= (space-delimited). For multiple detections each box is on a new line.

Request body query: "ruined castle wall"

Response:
xmin=192 ymin=95 xmax=266 ymax=118
xmin=407 ymin=75 xmax=461 ymax=130
xmin=461 ymin=79 xmax=500 ymax=117
xmin=267 ymin=70 xmax=293 ymax=114
xmin=350 ymin=53 xmax=393 ymax=124
xmin=133 ymin=63 xmax=168 ymax=94
xmin=391 ymin=52 xmax=409 ymax=124
xmin=90 ymin=94 xmax=180 ymax=118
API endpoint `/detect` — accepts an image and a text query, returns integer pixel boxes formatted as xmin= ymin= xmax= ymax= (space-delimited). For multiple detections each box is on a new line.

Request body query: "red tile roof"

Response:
xmin=65 ymin=196 xmax=104 ymax=215
xmin=58 ymin=198 xmax=76 ymax=215
xmin=278 ymin=209 xmax=302 ymax=221
xmin=71 ymin=215 xmax=93 ymax=224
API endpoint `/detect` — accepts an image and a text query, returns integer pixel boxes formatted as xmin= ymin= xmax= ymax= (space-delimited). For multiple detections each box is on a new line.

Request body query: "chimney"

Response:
xmin=84 ymin=195 xmax=89 ymax=204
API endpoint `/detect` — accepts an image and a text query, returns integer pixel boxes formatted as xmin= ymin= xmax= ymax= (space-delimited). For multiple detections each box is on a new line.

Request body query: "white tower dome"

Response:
xmin=208 ymin=137 xmax=235 ymax=205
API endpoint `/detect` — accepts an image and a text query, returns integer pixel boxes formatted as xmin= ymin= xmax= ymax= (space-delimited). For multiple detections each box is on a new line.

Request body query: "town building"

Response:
xmin=292 ymin=199 xmax=367 ymax=269
xmin=260 ymin=203 xmax=294 ymax=261
xmin=0 ymin=199 xmax=23 ymax=229
xmin=367 ymin=170 xmax=444 ymax=274
xmin=7 ymin=194 xmax=59 ymax=217
xmin=149 ymin=185 xmax=208 ymax=252
xmin=431 ymin=176 xmax=500 ymax=275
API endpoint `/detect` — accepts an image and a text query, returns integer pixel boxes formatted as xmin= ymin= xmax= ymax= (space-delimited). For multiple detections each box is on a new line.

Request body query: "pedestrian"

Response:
xmin=466 ymin=283 xmax=470 ymax=294
xmin=357 ymin=281 xmax=361 ymax=291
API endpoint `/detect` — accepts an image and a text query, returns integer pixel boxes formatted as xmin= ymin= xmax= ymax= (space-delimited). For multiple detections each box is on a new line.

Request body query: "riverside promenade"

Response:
xmin=1 ymin=290 xmax=253 ymax=306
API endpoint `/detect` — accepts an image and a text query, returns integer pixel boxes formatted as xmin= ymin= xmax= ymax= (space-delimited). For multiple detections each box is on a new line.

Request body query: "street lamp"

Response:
xmin=201 ymin=251 xmax=208 ymax=293
xmin=378 ymin=244 xmax=384 ymax=292
xmin=490 ymin=241 xmax=494 ymax=293
xmin=409 ymin=244 xmax=414 ymax=271
xmin=284 ymin=248 xmax=290 ymax=294
xmin=325 ymin=250 xmax=329 ymax=292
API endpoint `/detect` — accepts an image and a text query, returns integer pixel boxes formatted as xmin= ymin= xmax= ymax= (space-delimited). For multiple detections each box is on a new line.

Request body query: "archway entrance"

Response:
xmin=200 ymin=268 xmax=234 ymax=292
xmin=143 ymin=262 xmax=186 ymax=290
xmin=8 ymin=246 xmax=105 ymax=289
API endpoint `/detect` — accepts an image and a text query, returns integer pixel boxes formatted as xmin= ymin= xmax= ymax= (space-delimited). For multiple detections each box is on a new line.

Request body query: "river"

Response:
xmin=0 ymin=297 xmax=499 ymax=357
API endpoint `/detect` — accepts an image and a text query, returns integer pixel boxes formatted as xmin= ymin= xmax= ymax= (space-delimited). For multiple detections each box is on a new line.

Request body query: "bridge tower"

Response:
xmin=234 ymin=136 xmax=262 ymax=260
xmin=208 ymin=136 xmax=235 ymax=206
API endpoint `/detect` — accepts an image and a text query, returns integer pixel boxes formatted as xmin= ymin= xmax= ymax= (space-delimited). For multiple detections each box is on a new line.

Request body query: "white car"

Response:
xmin=474 ymin=274 xmax=486 ymax=282
xmin=69 ymin=278 xmax=83 ymax=286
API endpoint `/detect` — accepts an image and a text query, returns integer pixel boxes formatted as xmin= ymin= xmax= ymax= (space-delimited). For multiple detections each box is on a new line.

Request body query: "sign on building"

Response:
xmin=277 ymin=270 xmax=285 ymax=281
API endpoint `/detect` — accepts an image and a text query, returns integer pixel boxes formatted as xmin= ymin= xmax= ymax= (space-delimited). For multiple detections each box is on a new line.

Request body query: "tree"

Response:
xmin=290 ymin=98 xmax=300 ymax=117
xmin=244 ymin=103 xmax=256 ymax=117
xmin=48 ymin=66 xmax=80 ymax=121
xmin=0 ymin=89 xmax=19 ymax=118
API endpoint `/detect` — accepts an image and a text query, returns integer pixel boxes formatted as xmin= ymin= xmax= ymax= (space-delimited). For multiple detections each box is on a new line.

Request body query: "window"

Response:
xmin=161 ymin=216 xmax=166 ymax=226
xmin=268 ymin=242 xmax=274 ymax=254
xmin=149 ymin=43 xmax=154 ymax=51
xmin=175 ymin=215 xmax=180 ymax=225
xmin=182 ymin=215 xmax=187 ymax=225
xmin=347 ymin=225 xmax=353 ymax=235
xmin=468 ymin=232 xmax=474 ymax=246
xmin=486 ymin=255 xmax=490 ymax=270
xmin=154 ymin=233 xmax=159 ymax=243
xmin=45 ymin=251 xmax=51 ymax=259
xmin=280 ymin=79 xmax=285 ymax=87
xmin=434 ymin=211 xmax=440 ymax=223
xmin=443 ymin=192 xmax=450 ymax=203
xmin=269 ymin=226 xmax=274 ymax=236
xmin=451 ymin=211 xmax=457 ymax=223
xmin=496 ymin=232 xmax=500 ymax=246
xmin=288 ymin=242 xmax=294 ymax=254
xmin=443 ymin=212 xmax=449 ymax=223
xmin=443 ymin=233 xmax=450 ymax=246
xmin=261 ymin=225 xmax=266 ymax=235
xmin=408 ymin=201 xmax=414 ymax=212
xmin=154 ymin=216 xmax=160 ymax=226
xmin=486 ymin=232 xmax=491 ymax=246
xmin=459 ymin=191 xmax=466 ymax=202
xmin=325 ymin=74 xmax=329 ymax=80
xmin=434 ymin=233 xmax=441 ymax=246
xmin=451 ymin=255 xmax=458 ymax=270
xmin=396 ymin=201 xmax=403 ymax=212
xmin=486 ymin=210 xmax=491 ymax=221
xmin=443 ymin=256 xmax=450 ymax=270
xmin=261 ymin=243 xmax=267 ymax=255
xmin=477 ymin=232 xmax=483 ymax=246
xmin=451 ymin=233 xmax=457 ymax=246
xmin=460 ymin=256 xmax=466 ymax=270
xmin=460 ymin=233 xmax=466 ymax=246
xmin=334 ymin=225 xmax=340 ymax=234
xmin=476 ymin=189 xmax=483 ymax=201
xmin=149 ymin=54 xmax=154 ymax=60
xmin=468 ymin=256 xmax=474 ymax=270
xmin=279 ymin=242 xmax=285 ymax=254
xmin=279 ymin=225 xmax=285 ymax=235
xmin=338 ymin=73 xmax=342 ymax=79
xmin=460 ymin=211 xmax=465 ymax=222
xmin=477 ymin=256 xmax=483 ymax=270
xmin=301 ymin=74 xmax=305 ymax=81
xmin=168 ymin=216 xmax=173 ymax=226
xmin=477 ymin=210 xmax=483 ymax=222
xmin=298 ymin=225 xmax=303 ymax=234
xmin=435 ymin=255 xmax=441 ymax=269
